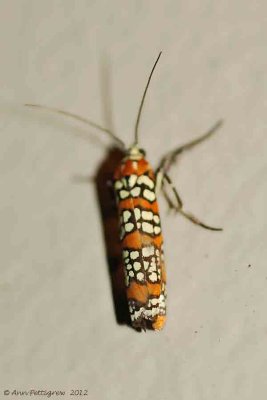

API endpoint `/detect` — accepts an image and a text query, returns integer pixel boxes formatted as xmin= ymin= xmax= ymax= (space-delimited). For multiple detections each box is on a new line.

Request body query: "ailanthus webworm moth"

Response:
xmin=25 ymin=51 xmax=223 ymax=331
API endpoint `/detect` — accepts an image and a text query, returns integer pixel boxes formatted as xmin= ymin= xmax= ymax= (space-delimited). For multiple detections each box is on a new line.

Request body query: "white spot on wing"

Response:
xmin=120 ymin=227 xmax=125 ymax=239
xmin=142 ymin=210 xmax=153 ymax=220
xmin=132 ymin=308 xmax=143 ymax=320
xmin=151 ymin=308 xmax=158 ymax=317
xmin=125 ymin=222 xmax=134 ymax=232
xmin=131 ymin=187 xmax=141 ymax=197
xmin=114 ymin=180 xmax=123 ymax=190
xmin=142 ymin=246 xmax=154 ymax=257
xmin=134 ymin=208 xmax=141 ymax=220
xmin=137 ymin=272 xmax=144 ymax=281
xmin=130 ymin=251 xmax=139 ymax=260
xmin=154 ymin=226 xmax=161 ymax=235
xmin=123 ymin=250 xmax=129 ymax=258
xmin=137 ymin=175 xmax=154 ymax=189
xmin=153 ymin=215 xmax=160 ymax=224
xmin=120 ymin=190 xmax=129 ymax=199
xmin=123 ymin=210 xmax=131 ymax=222
xmin=128 ymin=175 xmax=138 ymax=188
xmin=142 ymin=222 xmax=154 ymax=234
xmin=144 ymin=261 xmax=149 ymax=270
xmin=133 ymin=262 xmax=141 ymax=271
xmin=150 ymin=262 xmax=157 ymax=272
xmin=143 ymin=189 xmax=156 ymax=202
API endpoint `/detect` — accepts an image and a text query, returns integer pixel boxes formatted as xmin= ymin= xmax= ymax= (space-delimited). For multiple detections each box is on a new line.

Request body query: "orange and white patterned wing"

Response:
xmin=114 ymin=158 xmax=166 ymax=330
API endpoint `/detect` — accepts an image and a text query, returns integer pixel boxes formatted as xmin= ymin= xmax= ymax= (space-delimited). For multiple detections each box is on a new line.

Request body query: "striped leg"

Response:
xmin=157 ymin=120 xmax=223 ymax=177
xmin=157 ymin=173 xmax=222 ymax=231
xmin=155 ymin=120 xmax=223 ymax=231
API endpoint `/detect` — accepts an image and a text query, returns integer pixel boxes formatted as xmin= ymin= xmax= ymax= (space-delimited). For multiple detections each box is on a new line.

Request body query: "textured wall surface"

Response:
xmin=1 ymin=1 xmax=266 ymax=399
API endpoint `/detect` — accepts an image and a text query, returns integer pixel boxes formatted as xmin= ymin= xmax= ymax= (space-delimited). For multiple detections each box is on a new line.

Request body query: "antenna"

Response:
xmin=25 ymin=103 xmax=125 ymax=148
xmin=134 ymin=51 xmax=162 ymax=146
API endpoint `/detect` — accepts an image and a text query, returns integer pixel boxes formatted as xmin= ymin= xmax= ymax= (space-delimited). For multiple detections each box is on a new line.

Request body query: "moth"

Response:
xmin=26 ymin=52 xmax=223 ymax=331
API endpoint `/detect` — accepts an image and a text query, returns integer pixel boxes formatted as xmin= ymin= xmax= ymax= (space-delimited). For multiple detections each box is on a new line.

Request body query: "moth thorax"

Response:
xmin=125 ymin=145 xmax=146 ymax=161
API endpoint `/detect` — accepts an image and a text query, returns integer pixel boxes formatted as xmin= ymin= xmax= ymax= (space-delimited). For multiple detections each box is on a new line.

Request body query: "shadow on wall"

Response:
xmin=19 ymin=52 xmax=132 ymax=328
xmin=94 ymin=146 xmax=131 ymax=327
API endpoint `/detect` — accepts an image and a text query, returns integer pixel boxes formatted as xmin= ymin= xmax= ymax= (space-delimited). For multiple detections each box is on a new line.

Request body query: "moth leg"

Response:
xmin=157 ymin=120 xmax=223 ymax=177
xmin=155 ymin=169 xmax=165 ymax=195
xmin=162 ymin=173 xmax=223 ymax=232
xmin=157 ymin=172 xmax=182 ymax=210
xmin=155 ymin=170 xmax=182 ymax=216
